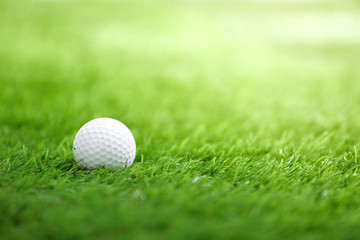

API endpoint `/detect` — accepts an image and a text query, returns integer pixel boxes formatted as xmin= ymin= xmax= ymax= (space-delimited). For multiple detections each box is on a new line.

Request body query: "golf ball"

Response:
xmin=72 ymin=117 xmax=136 ymax=170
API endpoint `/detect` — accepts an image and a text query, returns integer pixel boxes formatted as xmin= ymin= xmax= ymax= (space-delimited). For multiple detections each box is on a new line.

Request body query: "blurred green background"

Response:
xmin=1 ymin=0 xmax=360 ymax=239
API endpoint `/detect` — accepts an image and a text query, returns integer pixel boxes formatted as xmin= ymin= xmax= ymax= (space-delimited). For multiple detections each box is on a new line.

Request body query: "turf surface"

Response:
xmin=1 ymin=0 xmax=360 ymax=239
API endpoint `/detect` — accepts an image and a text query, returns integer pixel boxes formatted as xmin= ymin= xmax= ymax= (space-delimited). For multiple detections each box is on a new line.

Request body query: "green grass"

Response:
xmin=1 ymin=0 xmax=360 ymax=239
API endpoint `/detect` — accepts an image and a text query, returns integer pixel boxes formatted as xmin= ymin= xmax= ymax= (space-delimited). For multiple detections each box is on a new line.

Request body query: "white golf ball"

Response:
xmin=72 ymin=117 xmax=136 ymax=170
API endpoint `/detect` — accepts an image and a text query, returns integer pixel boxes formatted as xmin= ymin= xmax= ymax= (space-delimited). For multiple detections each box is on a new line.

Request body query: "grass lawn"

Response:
xmin=1 ymin=0 xmax=360 ymax=239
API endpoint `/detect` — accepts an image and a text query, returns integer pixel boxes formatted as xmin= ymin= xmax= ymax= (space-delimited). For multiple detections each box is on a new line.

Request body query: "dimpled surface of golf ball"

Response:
xmin=73 ymin=118 xmax=136 ymax=170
